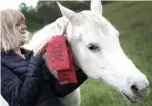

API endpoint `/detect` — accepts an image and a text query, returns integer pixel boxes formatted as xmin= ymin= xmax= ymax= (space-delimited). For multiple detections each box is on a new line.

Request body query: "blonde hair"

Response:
xmin=1 ymin=9 xmax=29 ymax=52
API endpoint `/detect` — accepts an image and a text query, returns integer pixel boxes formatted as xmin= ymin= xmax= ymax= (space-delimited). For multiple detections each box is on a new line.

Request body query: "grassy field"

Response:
xmin=80 ymin=1 xmax=152 ymax=106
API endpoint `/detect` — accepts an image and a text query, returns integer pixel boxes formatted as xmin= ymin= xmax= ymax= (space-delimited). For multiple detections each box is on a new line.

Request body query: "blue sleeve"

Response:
xmin=51 ymin=67 xmax=88 ymax=97
xmin=1 ymin=56 xmax=45 ymax=105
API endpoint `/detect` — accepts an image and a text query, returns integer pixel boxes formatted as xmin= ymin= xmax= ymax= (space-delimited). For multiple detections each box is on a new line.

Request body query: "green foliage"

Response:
xmin=19 ymin=3 xmax=42 ymax=32
xmin=19 ymin=1 xmax=88 ymax=32
xmin=19 ymin=1 xmax=111 ymax=33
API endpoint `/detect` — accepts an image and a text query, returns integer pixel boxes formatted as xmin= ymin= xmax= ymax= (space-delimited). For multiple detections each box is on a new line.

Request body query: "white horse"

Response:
xmin=1 ymin=0 xmax=149 ymax=106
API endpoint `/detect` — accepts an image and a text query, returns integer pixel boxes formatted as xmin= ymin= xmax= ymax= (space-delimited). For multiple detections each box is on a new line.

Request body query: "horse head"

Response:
xmin=57 ymin=0 xmax=149 ymax=103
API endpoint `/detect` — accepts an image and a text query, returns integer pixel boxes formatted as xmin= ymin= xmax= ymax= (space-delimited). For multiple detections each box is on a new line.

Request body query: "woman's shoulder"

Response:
xmin=1 ymin=50 xmax=13 ymax=64
xmin=1 ymin=48 xmax=33 ymax=65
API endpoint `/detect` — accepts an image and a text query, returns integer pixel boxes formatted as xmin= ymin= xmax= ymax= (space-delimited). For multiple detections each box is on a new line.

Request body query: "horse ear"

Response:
xmin=90 ymin=0 xmax=102 ymax=14
xmin=57 ymin=2 xmax=75 ymax=21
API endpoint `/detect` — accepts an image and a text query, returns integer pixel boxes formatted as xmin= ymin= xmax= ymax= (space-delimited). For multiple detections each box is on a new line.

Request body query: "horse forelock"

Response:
xmin=73 ymin=11 xmax=118 ymax=37
xmin=84 ymin=12 xmax=109 ymax=35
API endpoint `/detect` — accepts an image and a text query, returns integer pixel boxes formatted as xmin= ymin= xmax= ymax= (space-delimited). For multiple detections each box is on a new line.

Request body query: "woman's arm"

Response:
xmin=1 ymin=56 xmax=44 ymax=105
xmin=49 ymin=67 xmax=88 ymax=97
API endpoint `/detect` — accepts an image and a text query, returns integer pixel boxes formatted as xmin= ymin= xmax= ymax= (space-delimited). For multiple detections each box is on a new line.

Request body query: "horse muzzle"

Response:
xmin=121 ymin=85 xmax=149 ymax=103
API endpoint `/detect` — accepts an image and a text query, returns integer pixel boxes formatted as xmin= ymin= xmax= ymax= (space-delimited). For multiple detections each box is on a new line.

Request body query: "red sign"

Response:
xmin=46 ymin=35 xmax=78 ymax=84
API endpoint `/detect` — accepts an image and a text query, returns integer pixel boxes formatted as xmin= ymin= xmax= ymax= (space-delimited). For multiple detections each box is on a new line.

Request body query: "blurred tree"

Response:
xmin=19 ymin=3 xmax=41 ymax=32
xmin=36 ymin=1 xmax=61 ymax=26
xmin=19 ymin=1 xmax=114 ymax=32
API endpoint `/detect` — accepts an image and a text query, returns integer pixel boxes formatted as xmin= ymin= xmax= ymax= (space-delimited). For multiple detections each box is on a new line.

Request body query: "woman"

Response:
xmin=1 ymin=9 xmax=87 ymax=106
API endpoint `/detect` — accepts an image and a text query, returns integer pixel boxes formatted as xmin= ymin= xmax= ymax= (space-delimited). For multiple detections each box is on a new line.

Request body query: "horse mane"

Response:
xmin=23 ymin=16 xmax=69 ymax=50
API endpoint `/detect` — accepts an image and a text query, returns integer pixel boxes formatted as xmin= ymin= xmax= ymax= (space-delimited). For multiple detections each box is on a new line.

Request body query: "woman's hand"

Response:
xmin=38 ymin=43 xmax=47 ymax=56
xmin=34 ymin=41 xmax=48 ymax=56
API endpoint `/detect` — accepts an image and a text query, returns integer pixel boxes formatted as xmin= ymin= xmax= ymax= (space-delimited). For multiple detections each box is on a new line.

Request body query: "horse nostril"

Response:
xmin=131 ymin=85 xmax=141 ymax=96
xmin=130 ymin=83 xmax=150 ymax=97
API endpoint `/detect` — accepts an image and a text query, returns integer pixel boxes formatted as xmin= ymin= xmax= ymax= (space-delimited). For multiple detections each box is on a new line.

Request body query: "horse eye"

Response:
xmin=88 ymin=44 xmax=100 ymax=52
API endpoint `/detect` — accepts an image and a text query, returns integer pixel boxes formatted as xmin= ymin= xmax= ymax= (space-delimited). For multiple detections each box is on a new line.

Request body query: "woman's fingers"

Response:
xmin=39 ymin=43 xmax=48 ymax=56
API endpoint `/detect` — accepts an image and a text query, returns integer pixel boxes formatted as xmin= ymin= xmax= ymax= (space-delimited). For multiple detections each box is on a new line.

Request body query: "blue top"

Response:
xmin=1 ymin=48 xmax=87 ymax=106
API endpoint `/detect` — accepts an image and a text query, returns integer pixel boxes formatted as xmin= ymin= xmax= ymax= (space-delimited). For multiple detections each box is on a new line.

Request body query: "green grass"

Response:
xmin=80 ymin=1 xmax=152 ymax=106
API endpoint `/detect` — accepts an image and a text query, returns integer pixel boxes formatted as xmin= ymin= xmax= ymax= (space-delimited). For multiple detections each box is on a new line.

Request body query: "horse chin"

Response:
xmin=121 ymin=92 xmax=144 ymax=103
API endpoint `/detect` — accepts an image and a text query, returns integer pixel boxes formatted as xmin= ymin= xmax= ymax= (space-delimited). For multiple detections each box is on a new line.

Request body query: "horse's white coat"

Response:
xmin=0 ymin=95 xmax=9 ymax=106
xmin=1 ymin=0 xmax=149 ymax=106
xmin=59 ymin=88 xmax=81 ymax=106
